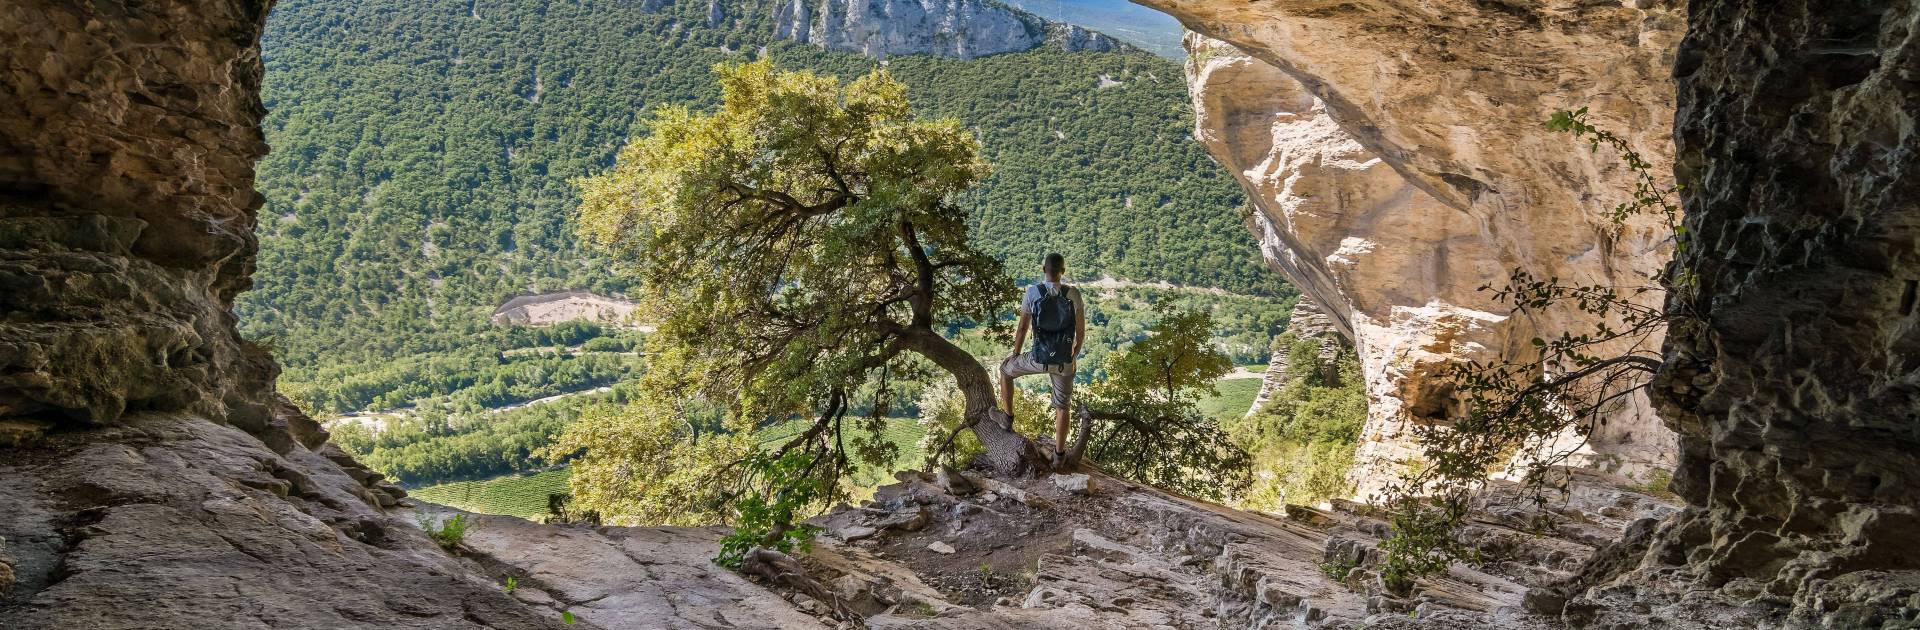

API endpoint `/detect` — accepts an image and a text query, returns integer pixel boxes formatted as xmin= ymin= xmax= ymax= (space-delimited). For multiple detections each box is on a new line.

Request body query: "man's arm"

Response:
xmin=1012 ymin=311 xmax=1031 ymax=357
xmin=1072 ymin=291 xmax=1086 ymax=358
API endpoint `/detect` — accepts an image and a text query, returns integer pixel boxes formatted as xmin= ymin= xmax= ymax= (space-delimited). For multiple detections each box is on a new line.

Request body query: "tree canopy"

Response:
xmin=1078 ymin=306 xmax=1251 ymax=497
xmin=556 ymin=61 xmax=1039 ymax=531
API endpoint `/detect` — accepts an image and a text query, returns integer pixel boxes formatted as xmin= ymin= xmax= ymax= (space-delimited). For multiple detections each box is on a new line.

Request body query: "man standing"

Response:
xmin=1000 ymin=252 xmax=1087 ymax=467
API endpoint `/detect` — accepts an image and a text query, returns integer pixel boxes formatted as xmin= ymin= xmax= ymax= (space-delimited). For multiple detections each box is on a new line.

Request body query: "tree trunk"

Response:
xmin=739 ymin=547 xmax=863 ymax=623
xmin=896 ymin=326 xmax=1045 ymax=476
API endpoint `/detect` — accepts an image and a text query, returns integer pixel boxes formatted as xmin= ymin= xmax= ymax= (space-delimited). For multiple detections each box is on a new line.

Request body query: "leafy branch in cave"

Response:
xmin=1073 ymin=305 xmax=1253 ymax=498
xmin=1375 ymin=108 xmax=1695 ymax=588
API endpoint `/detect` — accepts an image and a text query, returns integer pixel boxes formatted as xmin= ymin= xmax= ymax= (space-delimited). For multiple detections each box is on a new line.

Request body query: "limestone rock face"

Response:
xmin=0 ymin=416 xmax=561 ymax=629
xmin=1161 ymin=0 xmax=1920 ymax=623
xmin=0 ymin=0 xmax=276 ymax=429
xmin=1575 ymin=0 xmax=1920 ymax=624
xmin=1247 ymin=295 xmax=1343 ymax=418
xmin=464 ymin=468 xmax=1685 ymax=629
xmin=1165 ymin=4 xmax=1688 ymax=496
xmin=772 ymin=0 xmax=1128 ymax=59
xmin=0 ymin=1 xmax=562 ymax=626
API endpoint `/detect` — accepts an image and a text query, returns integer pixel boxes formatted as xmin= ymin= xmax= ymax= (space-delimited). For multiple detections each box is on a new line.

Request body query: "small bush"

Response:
xmin=1377 ymin=498 xmax=1476 ymax=594
xmin=1319 ymin=558 xmax=1357 ymax=582
xmin=417 ymin=512 xmax=471 ymax=550
xmin=1633 ymin=468 xmax=1675 ymax=498
xmin=713 ymin=451 xmax=826 ymax=569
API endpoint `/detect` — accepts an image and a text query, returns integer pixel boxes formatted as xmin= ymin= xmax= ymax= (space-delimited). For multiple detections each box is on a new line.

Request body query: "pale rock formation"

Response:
xmin=771 ymin=0 xmax=1129 ymax=59
xmin=457 ymin=467 xmax=1691 ymax=629
xmin=445 ymin=464 xmax=1681 ymax=626
xmin=1248 ymin=295 xmax=1344 ymax=418
xmin=1160 ymin=0 xmax=1920 ymax=624
xmin=1171 ymin=4 xmax=1687 ymax=497
xmin=447 ymin=512 xmax=828 ymax=628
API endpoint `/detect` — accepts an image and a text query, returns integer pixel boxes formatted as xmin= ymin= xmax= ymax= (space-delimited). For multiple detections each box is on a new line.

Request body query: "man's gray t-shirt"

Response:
xmin=1006 ymin=281 xmax=1084 ymax=409
xmin=1019 ymin=282 xmax=1085 ymax=318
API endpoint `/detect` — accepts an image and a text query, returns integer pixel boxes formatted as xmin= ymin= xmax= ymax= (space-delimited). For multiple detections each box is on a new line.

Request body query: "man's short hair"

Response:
xmin=1042 ymin=252 xmax=1065 ymax=276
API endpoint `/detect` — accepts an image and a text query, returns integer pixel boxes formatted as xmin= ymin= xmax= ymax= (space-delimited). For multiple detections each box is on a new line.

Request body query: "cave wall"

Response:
xmin=0 ymin=0 xmax=279 ymax=432
xmin=1159 ymin=0 xmax=1687 ymax=497
xmin=1161 ymin=0 xmax=1920 ymax=623
xmin=0 ymin=1 xmax=558 ymax=626
xmin=1633 ymin=0 xmax=1920 ymax=623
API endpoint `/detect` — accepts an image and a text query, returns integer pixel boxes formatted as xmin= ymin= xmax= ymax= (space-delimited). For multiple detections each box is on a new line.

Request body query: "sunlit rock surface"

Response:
xmin=1168 ymin=5 xmax=1687 ymax=497
xmin=457 ymin=468 xmax=1689 ymax=629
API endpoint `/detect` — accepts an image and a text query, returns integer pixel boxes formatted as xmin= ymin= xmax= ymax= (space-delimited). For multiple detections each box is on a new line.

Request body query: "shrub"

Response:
xmin=714 ymin=451 xmax=826 ymax=569
xmin=417 ymin=512 xmax=471 ymax=550
xmin=580 ymin=336 xmax=630 ymax=353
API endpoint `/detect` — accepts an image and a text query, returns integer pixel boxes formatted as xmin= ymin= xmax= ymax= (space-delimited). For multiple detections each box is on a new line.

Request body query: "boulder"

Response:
xmin=1051 ymin=473 xmax=1094 ymax=495
xmin=935 ymin=465 xmax=975 ymax=496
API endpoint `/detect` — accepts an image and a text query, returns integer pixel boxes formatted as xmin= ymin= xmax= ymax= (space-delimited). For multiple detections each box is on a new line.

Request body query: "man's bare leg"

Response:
xmin=1054 ymin=407 xmax=1069 ymax=462
xmin=999 ymin=374 xmax=1014 ymax=430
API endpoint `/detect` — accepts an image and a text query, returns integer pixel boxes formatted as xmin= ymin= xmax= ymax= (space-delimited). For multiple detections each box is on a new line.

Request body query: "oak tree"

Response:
xmin=555 ymin=61 xmax=1043 ymax=535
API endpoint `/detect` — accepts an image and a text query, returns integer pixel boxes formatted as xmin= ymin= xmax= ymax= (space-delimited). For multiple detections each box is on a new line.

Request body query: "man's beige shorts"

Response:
xmin=1000 ymin=354 xmax=1074 ymax=410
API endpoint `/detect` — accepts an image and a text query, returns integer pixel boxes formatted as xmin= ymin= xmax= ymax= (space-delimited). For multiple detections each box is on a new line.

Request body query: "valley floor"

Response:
xmin=406 ymin=376 xmax=1266 ymax=522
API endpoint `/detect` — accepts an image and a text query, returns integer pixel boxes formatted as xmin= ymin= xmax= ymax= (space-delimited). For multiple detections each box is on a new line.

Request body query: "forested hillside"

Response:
xmin=242 ymin=0 xmax=1277 ymax=380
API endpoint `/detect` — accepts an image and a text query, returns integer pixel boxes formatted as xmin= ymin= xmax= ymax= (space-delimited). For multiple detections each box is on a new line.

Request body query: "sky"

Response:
xmin=1001 ymin=0 xmax=1186 ymax=58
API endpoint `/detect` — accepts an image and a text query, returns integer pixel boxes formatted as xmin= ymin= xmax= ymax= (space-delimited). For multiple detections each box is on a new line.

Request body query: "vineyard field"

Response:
xmin=410 ymin=468 xmax=571 ymax=521
xmin=759 ymin=417 xmax=930 ymax=488
xmin=1198 ymin=377 xmax=1264 ymax=421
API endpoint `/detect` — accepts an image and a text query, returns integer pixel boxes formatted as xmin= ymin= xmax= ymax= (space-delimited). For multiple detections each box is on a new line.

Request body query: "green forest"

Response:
xmin=243 ymin=0 xmax=1283 ymax=386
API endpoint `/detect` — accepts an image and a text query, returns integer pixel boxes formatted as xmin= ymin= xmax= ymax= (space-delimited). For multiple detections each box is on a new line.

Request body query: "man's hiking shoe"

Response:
xmin=1052 ymin=451 xmax=1066 ymax=469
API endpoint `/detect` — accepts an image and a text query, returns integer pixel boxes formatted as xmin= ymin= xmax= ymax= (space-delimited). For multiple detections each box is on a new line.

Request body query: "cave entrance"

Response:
xmin=246 ymin=0 xmax=1326 ymax=522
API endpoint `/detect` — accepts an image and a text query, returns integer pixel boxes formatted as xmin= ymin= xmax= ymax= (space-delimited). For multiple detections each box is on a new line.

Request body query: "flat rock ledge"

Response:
xmin=439 ymin=465 xmax=1776 ymax=630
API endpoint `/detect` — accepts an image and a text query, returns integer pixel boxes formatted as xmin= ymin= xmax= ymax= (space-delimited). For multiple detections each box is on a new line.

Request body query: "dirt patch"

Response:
xmin=867 ymin=495 xmax=1075 ymax=606
xmin=490 ymin=290 xmax=641 ymax=327
xmin=807 ymin=470 xmax=1147 ymax=608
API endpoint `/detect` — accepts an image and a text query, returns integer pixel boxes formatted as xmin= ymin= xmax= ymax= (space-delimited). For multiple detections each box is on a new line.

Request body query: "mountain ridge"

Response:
xmin=773 ymin=0 xmax=1137 ymax=59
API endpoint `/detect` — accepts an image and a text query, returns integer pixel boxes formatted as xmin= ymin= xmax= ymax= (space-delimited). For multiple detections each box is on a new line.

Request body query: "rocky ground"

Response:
xmin=437 ymin=462 xmax=1727 ymax=629
xmin=0 ymin=413 xmax=561 ymax=629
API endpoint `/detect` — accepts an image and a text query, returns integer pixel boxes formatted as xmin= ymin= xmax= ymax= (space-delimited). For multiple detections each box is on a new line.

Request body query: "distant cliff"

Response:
xmin=772 ymin=0 xmax=1130 ymax=59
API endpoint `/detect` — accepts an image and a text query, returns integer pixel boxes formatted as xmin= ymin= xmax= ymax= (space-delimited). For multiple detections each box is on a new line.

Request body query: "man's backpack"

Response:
xmin=1031 ymin=284 xmax=1076 ymax=365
